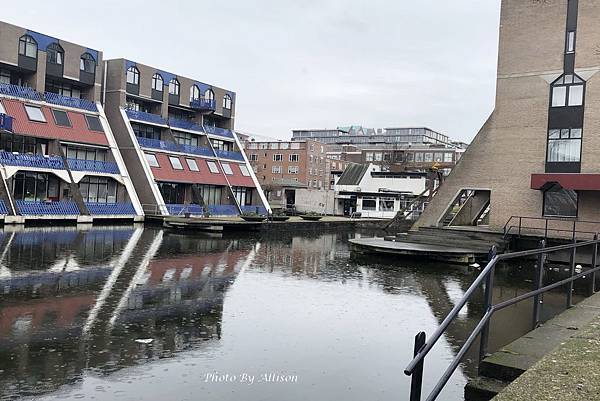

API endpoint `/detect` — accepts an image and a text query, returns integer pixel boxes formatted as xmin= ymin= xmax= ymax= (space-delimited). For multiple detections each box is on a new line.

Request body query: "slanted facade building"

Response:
xmin=0 ymin=21 xmax=142 ymax=222
xmin=416 ymin=0 xmax=600 ymax=232
xmin=103 ymin=59 xmax=268 ymax=216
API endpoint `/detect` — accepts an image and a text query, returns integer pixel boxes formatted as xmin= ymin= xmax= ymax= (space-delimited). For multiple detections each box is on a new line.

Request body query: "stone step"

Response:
xmin=464 ymin=376 xmax=509 ymax=401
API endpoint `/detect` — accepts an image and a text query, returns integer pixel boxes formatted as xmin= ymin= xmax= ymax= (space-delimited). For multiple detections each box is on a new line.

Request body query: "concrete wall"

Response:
xmin=294 ymin=188 xmax=335 ymax=214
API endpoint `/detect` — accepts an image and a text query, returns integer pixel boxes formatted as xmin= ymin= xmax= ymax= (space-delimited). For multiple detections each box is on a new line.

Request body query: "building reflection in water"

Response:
xmin=0 ymin=227 xmax=252 ymax=400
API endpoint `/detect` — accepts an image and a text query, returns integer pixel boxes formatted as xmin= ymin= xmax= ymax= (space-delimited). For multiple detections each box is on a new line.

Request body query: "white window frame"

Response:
xmin=207 ymin=161 xmax=220 ymax=173
xmin=239 ymin=165 xmax=251 ymax=176
xmin=186 ymin=158 xmax=199 ymax=171
xmin=24 ymin=105 xmax=46 ymax=122
xmin=273 ymin=154 xmax=283 ymax=161
xmin=272 ymin=166 xmax=282 ymax=174
xmin=145 ymin=153 xmax=159 ymax=167
xmin=169 ymin=156 xmax=184 ymax=170
xmin=222 ymin=163 xmax=233 ymax=175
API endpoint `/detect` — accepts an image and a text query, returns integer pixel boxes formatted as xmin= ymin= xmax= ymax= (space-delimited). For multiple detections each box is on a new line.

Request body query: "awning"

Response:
xmin=531 ymin=173 xmax=600 ymax=191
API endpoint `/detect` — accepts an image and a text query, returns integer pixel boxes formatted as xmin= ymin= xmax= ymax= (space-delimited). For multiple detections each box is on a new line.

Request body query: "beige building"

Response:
xmin=416 ymin=0 xmax=600 ymax=233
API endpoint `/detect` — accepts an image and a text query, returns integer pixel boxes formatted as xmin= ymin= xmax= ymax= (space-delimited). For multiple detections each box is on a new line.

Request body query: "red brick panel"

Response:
xmin=150 ymin=153 xmax=227 ymax=185
xmin=225 ymin=162 xmax=255 ymax=187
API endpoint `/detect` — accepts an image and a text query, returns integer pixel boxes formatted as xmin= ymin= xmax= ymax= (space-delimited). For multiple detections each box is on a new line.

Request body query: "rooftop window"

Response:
xmin=80 ymin=53 xmax=96 ymax=73
xmin=169 ymin=78 xmax=180 ymax=96
xmin=24 ymin=105 xmax=46 ymax=122
xmin=169 ymin=156 xmax=183 ymax=170
xmin=47 ymin=43 xmax=64 ymax=65
xmin=85 ymin=115 xmax=103 ymax=132
xmin=152 ymin=73 xmax=163 ymax=91
xmin=52 ymin=109 xmax=71 ymax=127
xmin=18 ymin=35 xmax=37 ymax=58
xmin=190 ymin=85 xmax=200 ymax=101
xmin=127 ymin=66 xmax=140 ymax=85
xmin=145 ymin=153 xmax=159 ymax=167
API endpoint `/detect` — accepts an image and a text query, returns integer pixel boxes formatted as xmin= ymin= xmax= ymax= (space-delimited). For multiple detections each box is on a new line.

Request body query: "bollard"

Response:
xmin=409 ymin=332 xmax=426 ymax=401
xmin=532 ymin=239 xmax=545 ymax=329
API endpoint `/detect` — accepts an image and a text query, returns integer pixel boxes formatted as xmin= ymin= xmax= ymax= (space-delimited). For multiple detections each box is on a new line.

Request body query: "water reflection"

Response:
xmin=0 ymin=228 xmax=582 ymax=401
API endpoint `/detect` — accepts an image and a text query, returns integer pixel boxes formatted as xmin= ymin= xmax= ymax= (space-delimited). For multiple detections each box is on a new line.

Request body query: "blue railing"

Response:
xmin=168 ymin=117 xmax=205 ymax=133
xmin=44 ymin=92 xmax=98 ymax=112
xmin=214 ymin=149 xmax=245 ymax=161
xmin=0 ymin=113 xmax=13 ymax=132
xmin=166 ymin=204 xmax=204 ymax=215
xmin=207 ymin=204 xmax=239 ymax=216
xmin=0 ymin=199 xmax=7 ymax=215
xmin=190 ymin=98 xmax=216 ymax=112
xmin=16 ymin=200 xmax=80 ymax=216
xmin=67 ymin=158 xmax=120 ymax=174
xmin=0 ymin=152 xmax=65 ymax=169
xmin=179 ymin=143 xmax=214 ymax=157
xmin=126 ymin=109 xmax=167 ymax=125
xmin=0 ymin=83 xmax=43 ymax=102
xmin=204 ymin=125 xmax=234 ymax=139
xmin=0 ymin=83 xmax=98 ymax=112
xmin=85 ymin=202 xmax=137 ymax=215
xmin=240 ymin=205 xmax=267 ymax=215
xmin=136 ymin=136 xmax=181 ymax=152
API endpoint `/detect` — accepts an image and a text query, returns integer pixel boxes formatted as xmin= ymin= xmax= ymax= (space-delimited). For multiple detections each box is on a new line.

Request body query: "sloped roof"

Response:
xmin=336 ymin=163 xmax=369 ymax=185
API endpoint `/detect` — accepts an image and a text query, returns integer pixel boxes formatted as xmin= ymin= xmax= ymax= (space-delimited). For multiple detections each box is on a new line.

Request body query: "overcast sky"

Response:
xmin=5 ymin=1 xmax=501 ymax=142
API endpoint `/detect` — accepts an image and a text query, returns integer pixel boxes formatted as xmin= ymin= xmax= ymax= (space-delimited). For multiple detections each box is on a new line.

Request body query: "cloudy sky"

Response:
xmin=5 ymin=0 xmax=501 ymax=142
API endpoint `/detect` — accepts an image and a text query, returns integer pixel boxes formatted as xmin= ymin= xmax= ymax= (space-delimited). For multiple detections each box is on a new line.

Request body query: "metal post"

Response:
xmin=409 ymin=332 xmax=426 ymax=401
xmin=544 ymin=219 xmax=548 ymax=239
xmin=479 ymin=246 xmax=497 ymax=365
xmin=532 ymin=239 xmax=546 ymax=329
xmin=591 ymin=234 xmax=598 ymax=296
xmin=518 ymin=217 xmax=522 ymax=237
xmin=567 ymin=238 xmax=577 ymax=308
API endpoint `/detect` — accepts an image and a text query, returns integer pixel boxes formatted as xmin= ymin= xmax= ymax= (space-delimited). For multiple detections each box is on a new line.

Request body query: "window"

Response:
xmin=152 ymin=73 xmax=163 ymax=91
xmin=272 ymin=166 xmax=281 ymax=174
xmin=239 ymin=165 xmax=251 ymax=176
xmin=145 ymin=153 xmax=159 ymax=167
xmin=80 ymin=53 xmax=96 ymax=73
xmin=222 ymin=163 xmax=233 ymax=175
xmin=205 ymin=89 xmax=214 ymax=101
xmin=547 ymin=128 xmax=582 ymax=162
xmin=126 ymin=66 xmax=139 ymax=85
xmin=207 ymin=161 xmax=219 ymax=173
xmin=0 ymin=101 xmax=5 ymax=115
xmin=190 ymin=85 xmax=200 ymax=101
xmin=46 ymin=80 xmax=81 ymax=98
xmin=273 ymin=154 xmax=283 ymax=161
xmin=551 ymin=74 xmax=585 ymax=107
xmin=62 ymin=145 xmax=107 ymax=161
xmin=444 ymin=153 xmax=453 ymax=163
xmin=169 ymin=156 xmax=183 ymax=170
xmin=365 ymin=152 xmax=374 ymax=162
xmin=52 ymin=109 xmax=71 ymax=127
xmin=566 ymin=31 xmax=576 ymax=54
xmin=223 ymin=94 xmax=232 ymax=109
xmin=79 ymin=176 xmax=118 ymax=203
xmin=169 ymin=78 xmax=180 ymax=95
xmin=13 ymin=172 xmax=59 ymax=202
xmin=362 ymin=197 xmax=377 ymax=211
xmin=24 ymin=105 xmax=46 ymax=122
xmin=288 ymin=166 xmax=299 ymax=174
xmin=270 ymin=142 xmax=279 ymax=150
xmin=289 ymin=154 xmax=299 ymax=162
xmin=259 ymin=143 xmax=268 ymax=150
xmin=0 ymin=69 xmax=10 ymax=85
xmin=415 ymin=152 xmax=423 ymax=162
xmin=18 ymin=35 xmax=37 ymax=58
xmin=173 ymin=130 xmax=199 ymax=147
xmin=186 ymin=158 xmax=199 ymax=171
xmin=85 ymin=115 xmax=104 ymax=132
xmin=249 ymin=154 xmax=258 ymax=161
xmin=379 ymin=198 xmax=395 ymax=211
xmin=280 ymin=142 xmax=289 ymax=150
xmin=434 ymin=153 xmax=443 ymax=162
xmin=132 ymin=123 xmax=160 ymax=140
xmin=424 ymin=153 xmax=433 ymax=162
xmin=543 ymin=188 xmax=577 ymax=218
xmin=46 ymin=43 xmax=63 ymax=65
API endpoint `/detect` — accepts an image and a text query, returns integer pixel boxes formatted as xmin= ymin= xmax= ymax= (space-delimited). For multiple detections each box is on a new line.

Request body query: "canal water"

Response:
xmin=0 ymin=226 xmax=579 ymax=401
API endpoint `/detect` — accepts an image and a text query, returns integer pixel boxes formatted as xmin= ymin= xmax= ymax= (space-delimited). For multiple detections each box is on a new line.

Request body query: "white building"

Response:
xmin=334 ymin=164 xmax=428 ymax=218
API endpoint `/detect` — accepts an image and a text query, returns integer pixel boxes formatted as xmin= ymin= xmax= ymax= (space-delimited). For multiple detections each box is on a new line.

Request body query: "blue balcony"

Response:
xmin=179 ymin=143 xmax=214 ymax=157
xmin=85 ymin=202 xmax=137 ymax=215
xmin=0 ymin=152 xmax=65 ymax=170
xmin=0 ymin=83 xmax=43 ymax=102
xmin=126 ymin=109 xmax=167 ymax=125
xmin=44 ymin=92 xmax=98 ymax=112
xmin=0 ymin=113 xmax=13 ymax=132
xmin=240 ymin=205 xmax=267 ymax=215
xmin=0 ymin=199 xmax=8 ymax=215
xmin=16 ymin=200 xmax=80 ymax=216
xmin=166 ymin=204 xmax=204 ymax=215
xmin=136 ymin=136 xmax=181 ymax=152
xmin=67 ymin=158 xmax=121 ymax=174
xmin=190 ymin=97 xmax=216 ymax=112
xmin=207 ymin=204 xmax=239 ymax=216
xmin=168 ymin=117 xmax=205 ymax=133
xmin=204 ymin=125 xmax=234 ymax=139
xmin=214 ymin=149 xmax=245 ymax=161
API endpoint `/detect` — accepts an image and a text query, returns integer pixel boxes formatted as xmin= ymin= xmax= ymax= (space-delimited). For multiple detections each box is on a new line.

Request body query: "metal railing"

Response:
xmin=0 ymin=113 xmax=13 ymax=132
xmin=16 ymin=200 xmax=80 ymax=215
xmin=503 ymin=215 xmax=600 ymax=241
xmin=66 ymin=158 xmax=120 ymax=174
xmin=214 ymin=149 xmax=245 ymax=161
xmin=125 ymin=109 xmax=167 ymax=125
xmin=405 ymin=237 xmax=600 ymax=401
xmin=85 ymin=202 xmax=136 ymax=215
xmin=0 ymin=152 xmax=65 ymax=170
xmin=190 ymin=97 xmax=216 ymax=112
xmin=168 ymin=117 xmax=205 ymax=133
xmin=166 ymin=204 xmax=204 ymax=216
xmin=0 ymin=83 xmax=98 ymax=112
xmin=203 ymin=125 xmax=234 ymax=139
xmin=136 ymin=136 xmax=214 ymax=158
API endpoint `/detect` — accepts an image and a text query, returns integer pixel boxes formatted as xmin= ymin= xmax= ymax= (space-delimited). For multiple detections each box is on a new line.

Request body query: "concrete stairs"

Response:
xmin=385 ymin=226 xmax=507 ymax=254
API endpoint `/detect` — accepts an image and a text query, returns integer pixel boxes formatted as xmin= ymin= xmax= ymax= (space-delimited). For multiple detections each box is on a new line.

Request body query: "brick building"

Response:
xmin=416 ymin=0 xmax=600 ymax=232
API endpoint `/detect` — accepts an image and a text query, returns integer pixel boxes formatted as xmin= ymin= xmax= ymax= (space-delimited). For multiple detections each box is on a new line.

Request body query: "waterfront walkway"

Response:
xmin=493 ymin=296 xmax=600 ymax=401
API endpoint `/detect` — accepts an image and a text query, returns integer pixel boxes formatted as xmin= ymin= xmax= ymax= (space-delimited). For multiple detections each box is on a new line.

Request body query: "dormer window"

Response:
xmin=152 ymin=73 xmax=163 ymax=91
xmin=47 ymin=43 xmax=64 ymax=65
xmin=190 ymin=85 xmax=200 ymax=101
xmin=126 ymin=66 xmax=139 ymax=85
xmin=168 ymin=78 xmax=180 ymax=95
xmin=205 ymin=89 xmax=214 ymax=101
xmin=18 ymin=35 xmax=37 ymax=58
xmin=223 ymin=94 xmax=232 ymax=110
xmin=80 ymin=53 xmax=96 ymax=73
xmin=551 ymin=74 xmax=585 ymax=107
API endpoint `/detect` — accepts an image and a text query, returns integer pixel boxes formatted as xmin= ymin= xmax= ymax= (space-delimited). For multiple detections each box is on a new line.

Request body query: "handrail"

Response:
xmin=405 ymin=235 xmax=600 ymax=401
xmin=502 ymin=215 xmax=600 ymax=240
xmin=504 ymin=224 xmax=598 ymax=239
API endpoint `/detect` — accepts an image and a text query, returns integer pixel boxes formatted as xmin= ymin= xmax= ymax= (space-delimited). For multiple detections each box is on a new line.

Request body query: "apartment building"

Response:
xmin=245 ymin=139 xmax=329 ymax=207
xmin=0 ymin=21 xmax=142 ymax=223
xmin=102 ymin=59 xmax=268 ymax=216
xmin=416 ymin=0 xmax=600 ymax=232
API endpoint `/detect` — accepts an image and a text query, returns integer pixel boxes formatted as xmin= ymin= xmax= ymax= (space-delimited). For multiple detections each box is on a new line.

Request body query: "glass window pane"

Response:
xmin=186 ymin=158 xmax=199 ymax=171
xmin=571 ymin=129 xmax=582 ymax=138
xmin=222 ymin=163 xmax=233 ymax=175
xmin=85 ymin=115 xmax=103 ymax=132
xmin=169 ymin=156 xmax=183 ymax=170
xmin=552 ymin=86 xmax=567 ymax=107
xmin=568 ymin=85 xmax=584 ymax=106
xmin=145 ymin=153 xmax=159 ymax=167
xmin=549 ymin=129 xmax=560 ymax=139
xmin=543 ymin=189 xmax=577 ymax=217
xmin=24 ymin=105 xmax=46 ymax=122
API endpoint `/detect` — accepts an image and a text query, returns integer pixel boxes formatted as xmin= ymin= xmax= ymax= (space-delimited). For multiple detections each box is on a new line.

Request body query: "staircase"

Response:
xmin=385 ymin=226 xmax=508 ymax=254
